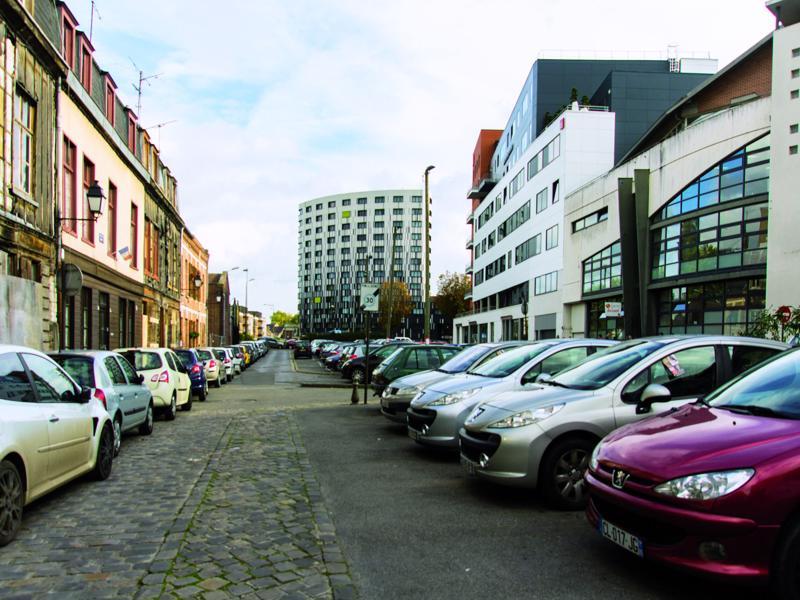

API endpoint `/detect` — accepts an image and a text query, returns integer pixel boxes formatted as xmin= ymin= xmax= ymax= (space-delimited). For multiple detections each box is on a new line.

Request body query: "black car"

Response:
xmin=340 ymin=342 xmax=415 ymax=384
xmin=293 ymin=340 xmax=312 ymax=359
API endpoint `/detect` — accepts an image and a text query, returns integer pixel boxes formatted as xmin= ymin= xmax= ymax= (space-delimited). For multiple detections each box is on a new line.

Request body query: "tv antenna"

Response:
xmin=89 ymin=0 xmax=102 ymax=41
xmin=143 ymin=120 xmax=177 ymax=147
xmin=130 ymin=58 xmax=162 ymax=118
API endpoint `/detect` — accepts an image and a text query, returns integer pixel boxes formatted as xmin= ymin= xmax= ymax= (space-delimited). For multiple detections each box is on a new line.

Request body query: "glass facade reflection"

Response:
xmin=582 ymin=241 xmax=622 ymax=294
xmin=587 ymin=298 xmax=625 ymax=340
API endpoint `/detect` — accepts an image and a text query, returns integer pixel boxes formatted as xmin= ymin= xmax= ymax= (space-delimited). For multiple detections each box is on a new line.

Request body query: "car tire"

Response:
xmin=93 ymin=423 xmax=114 ymax=481
xmin=772 ymin=516 xmax=800 ymax=599
xmin=139 ymin=402 xmax=154 ymax=436
xmin=0 ymin=460 xmax=24 ymax=547
xmin=112 ymin=414 xmax=123 ymax=457
xmin=214 ymin=378 xmax=221 ymax=389
xmin=539 ymin=437 xmax=597 ymax=510
xmin=183 ymin=394 xmax=193 ymax=411
xmin=352 ymin=368 xmax=365 ymax=385
xmin=197 ymin=385 xmax=206 ymax=402
xmin=165 ymin=394 xmax=177 ymax=421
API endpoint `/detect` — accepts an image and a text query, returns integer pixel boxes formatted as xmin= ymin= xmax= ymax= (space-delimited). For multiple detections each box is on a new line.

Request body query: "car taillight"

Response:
xmin=93 ymin=388 xmax=107 ymax=409
xmin=191 ymin=364 xmax=201 ymax=374
xmin=151 ymin=370 xmax=170 ymax=383
xmin=237 ymin=353 xmax=243 ymax=358
xmin=209 ymin=360 xmax=216 ymax=369
xmin=351 ymin=354 xmax=357 ymax=360
xmin=224 ymin=358 xmax=231 ymax=364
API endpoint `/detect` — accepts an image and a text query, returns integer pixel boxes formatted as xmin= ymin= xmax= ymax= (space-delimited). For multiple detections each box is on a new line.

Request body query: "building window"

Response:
xmin=582 ymin=241 xmax=622 ymax=294
xmin=62 ymin=137 xmax=77 ymax=234
xmin=656 ymin=278 xmax=765 ymax=336
xmin=573 ymin=207 xmax=608 ymax=232
xmin=342 ymin=198 xmax=351 ymax=206
xmin=393 ymin=196 xmax=404 ymax=203
xmin=791 ymin=145 xmax=799 ymax=155
xmin=328 ymin=200 xmax=336 ymax=208
xmin=657 ymin=134 xmax=769 ymax=221
xmin=107 ymin=182 xmax=117 ymax=256
xmin=545 ymin=225 xmax=559 ymax=250
xmin=144 ymin=218 xmax=159 ymax=278
xmin=515 ymin=233 xmax=541 ymax=264
xmin=82 ymin=157 xmax=96 ymax=243
xmin=793 ymin=48 xmax=800 ymax=58
xmin=81 ymin=287 xmax=92 ymax=349
xmin=105 ymin=81 xmax=116 ymax=126
xmin=374 ymin=196 xmax=385 ymax=204
xmin=534 ymin=271 xmax=558 ymax=295
xmin=61 ymin=17 xmax=75 ymax=70
xmin=127 ymin=115 xmax=137 ymax=154
xmin=535 ymin=188 xmax=547 ymax=213
xmin=98 ymin=292 xmax=110 ymax=350
xmin=80 ymin=40 xmax=92 ymax=90
xmin=130 ymin=203 xmax=138 ymax=268
xmin=13 ymin=90 xmax=35 ymax=196
xmin=792 ymin=90 xmax=799 ymax=100
xmin=357 ymin=197 xmax=367 ymax=205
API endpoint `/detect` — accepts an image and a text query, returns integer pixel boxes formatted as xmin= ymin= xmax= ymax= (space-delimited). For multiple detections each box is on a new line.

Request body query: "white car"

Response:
xmin=196 ymin=347 xmax=223 ymax=387
xmin=0 ymin=346 xmax=115 ymax=546
xmin=117 ymin=348 xmax=191 ymax=419
xmin=213 ymin=347 xmax=235 ymax=382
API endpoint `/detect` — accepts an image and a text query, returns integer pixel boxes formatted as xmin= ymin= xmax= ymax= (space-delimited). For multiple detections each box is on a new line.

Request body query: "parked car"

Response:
xmin=196 ymin=347 xmax=223 ymax=387
xmin=380 ymin=341 xmax=528 ymax=423
xmin=293 ymin=340 xmax=312 ymax=359
xmin=371 ymin=345 xmax=461 ymax=396
xmin=326 ymin=344 xmax=360 ymax=370
xmin=312 ymin=339 xmax=334 ymax=357
xmin=51 ymin=351 xmax=154 ymax=456
xmin=407 ymin=339 xmax=615 ymax=443
xmin=213 ymin=347 xmax=234 ymax=382
xmin=0 ymin=346 xmax=115 ymax=546
xmin=586 ymin=347 xmax=800 ymax=595
xmin=227 ymin=345 xmax=245 ymax=373
xmin=174 ymin=349 xmax=209 ymax=401
xmin=117 ymin=348 xmax=192 ymax=419
xmin=459 ymin=335 xmax=788 ymax=509
xmin=285 ymin=339 xmax=298 ymax=350
xmin=341 ymin=342 xmax=415 ymax=383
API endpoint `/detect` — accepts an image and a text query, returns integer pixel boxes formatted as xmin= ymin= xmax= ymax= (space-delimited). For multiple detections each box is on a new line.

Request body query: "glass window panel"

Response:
xmin=745 ymin=163 xmax=769 ymax=181
xmin=744 ymin=179 xmax=769 ymax=196
xmin=682 ymin=197 xmax=698 ymax=213
xmin=700 ymin=166 xmax=719 ymax=180
xmin=698 ymin=213 xmax=718 ymax=230
xmin=743 ymin=249 xmax=767 ymax=265
xmin=681 ymin=183 xmax=699 ymax=200
xmin=720 ymin=184 xmax=744 ymax=202
xmin=745 ymin=135 xmax=770 ymax=153
xmin=720 ymin=208 xmax=742 ymax=225
xmin=720 ymin=224 xmax=741 ymax=238
xmin=698 ymin=256 xmax=717 ymax=271
xmin=699 ymin=191 xmax=719 ymax=208
xmin=704 ymin=310 xmax=723 ymax=324
xmin=744 ymin=204 xmax=768 ymax=220
xmin=719 ymin=253 xmax=742 ymax=269
xmin=722 ymin=156 xmax=744 ymax=172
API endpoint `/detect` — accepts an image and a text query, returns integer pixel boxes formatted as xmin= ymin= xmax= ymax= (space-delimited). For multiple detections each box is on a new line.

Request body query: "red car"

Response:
xmin=586 ymin=347 xmax=800 ymax=597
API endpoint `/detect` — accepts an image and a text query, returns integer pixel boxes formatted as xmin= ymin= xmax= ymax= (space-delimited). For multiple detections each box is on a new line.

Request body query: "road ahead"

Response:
xmin=0 ymin=350 xmax=761 ymax=599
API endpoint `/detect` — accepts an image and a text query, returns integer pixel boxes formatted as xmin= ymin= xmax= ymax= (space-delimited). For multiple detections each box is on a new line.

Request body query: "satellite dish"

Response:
xmin=62 ymin=263 xmax=83 ymax=297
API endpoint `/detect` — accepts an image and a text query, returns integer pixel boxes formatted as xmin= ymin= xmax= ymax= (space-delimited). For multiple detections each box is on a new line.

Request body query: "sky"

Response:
xmin=67 ymin=0 xmax=777 ymax=317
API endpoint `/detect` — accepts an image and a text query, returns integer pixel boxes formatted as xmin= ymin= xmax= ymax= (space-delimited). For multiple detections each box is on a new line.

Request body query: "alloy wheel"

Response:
xmin=0 ymin=462 xmax=23 ymax=546
xmin=94 ymin=425 xmax=114 ymax=480
xmin=352 ymin=369 xmax=364 ymax=384
xmin=112 ymin=418 xmax=122 ymax=457
xmin=553 ymin=449 xmax=590 ymax=503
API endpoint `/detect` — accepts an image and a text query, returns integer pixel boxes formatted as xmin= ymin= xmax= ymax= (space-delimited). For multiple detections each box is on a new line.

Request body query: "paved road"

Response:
xmin=0 ymin=350 xmax=767 ymax=599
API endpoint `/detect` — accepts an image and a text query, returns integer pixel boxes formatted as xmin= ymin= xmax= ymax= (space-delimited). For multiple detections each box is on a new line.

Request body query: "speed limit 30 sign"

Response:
xmin=360 ymin=284 xmax=380 ymax=312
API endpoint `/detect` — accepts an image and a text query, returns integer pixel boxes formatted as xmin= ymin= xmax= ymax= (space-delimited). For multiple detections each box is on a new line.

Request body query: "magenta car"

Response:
xmin=586 ymin=347 xmax=800 ymax=597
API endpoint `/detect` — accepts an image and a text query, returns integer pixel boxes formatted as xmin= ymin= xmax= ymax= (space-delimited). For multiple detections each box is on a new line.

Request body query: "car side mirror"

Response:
xmin=79 ymin=386 xmax=92 ymax=403
xmin=635 ymin=383 xmax=672 ymax=415
xmin=535 ymin=372 xmax=552 ymax=384
xmin=137 ymin=374 xmax=145 ymax=385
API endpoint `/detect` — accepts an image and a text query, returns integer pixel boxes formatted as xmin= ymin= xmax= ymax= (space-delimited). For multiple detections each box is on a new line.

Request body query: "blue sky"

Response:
xmin=67 ymin=0 xmax=776 ymax=316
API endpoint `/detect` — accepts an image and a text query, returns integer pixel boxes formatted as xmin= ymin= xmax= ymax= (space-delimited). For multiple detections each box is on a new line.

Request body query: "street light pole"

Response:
xmin=423 ymin=165 xmax=435 ymax=343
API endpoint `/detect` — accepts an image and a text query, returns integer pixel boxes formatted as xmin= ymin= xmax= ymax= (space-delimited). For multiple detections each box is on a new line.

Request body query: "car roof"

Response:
xmin=50 ymin=350 xmax=120 ymax=359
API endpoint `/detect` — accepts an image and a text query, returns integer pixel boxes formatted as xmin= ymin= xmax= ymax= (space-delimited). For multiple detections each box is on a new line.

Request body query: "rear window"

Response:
xmin=175 ymin=351 xmax=195 ymax=367
xmin=213 ymin=350 xmax=226 ymax=360
xmin=196 ymin=349 xmax=213 ymax=361
xmin=51 ymin=356 xmax=95 ymax=387
xmin=120 ymin=351 xmax=162 ymax=371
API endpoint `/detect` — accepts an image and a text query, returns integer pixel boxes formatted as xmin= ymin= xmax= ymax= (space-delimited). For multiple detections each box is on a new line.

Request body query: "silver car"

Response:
xmin=380 ymin=342 xmax=528 ymax=423
xmin=407 ymin=339 xmax=616 ymax=448
xmin=459 ymin=335 xmax=788 ymax=510
xmin=51 ymin=351 xmax=155 ymax=456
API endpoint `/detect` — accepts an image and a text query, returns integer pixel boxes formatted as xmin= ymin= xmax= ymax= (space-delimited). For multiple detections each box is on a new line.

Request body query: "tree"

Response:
xmin=378 ymin=281 xmax=412 ymax=336
xmin=270 ymin=310 xmax=299 ymax=327
xmin=434 ymin=272 xmax=471 ymax=320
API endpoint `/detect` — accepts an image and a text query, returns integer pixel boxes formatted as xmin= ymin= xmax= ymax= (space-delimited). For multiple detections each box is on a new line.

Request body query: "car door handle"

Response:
xmin=49 ymin=415 xmax=60 ymax=423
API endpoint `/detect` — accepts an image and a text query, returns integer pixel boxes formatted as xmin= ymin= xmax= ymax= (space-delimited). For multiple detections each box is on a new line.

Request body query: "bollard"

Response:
xmin=350 ymin=382 xmax=360 ymax=405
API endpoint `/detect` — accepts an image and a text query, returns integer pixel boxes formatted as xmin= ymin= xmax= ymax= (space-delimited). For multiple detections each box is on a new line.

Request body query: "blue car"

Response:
xmin=173 ymin=349 xmax=208 ymax=401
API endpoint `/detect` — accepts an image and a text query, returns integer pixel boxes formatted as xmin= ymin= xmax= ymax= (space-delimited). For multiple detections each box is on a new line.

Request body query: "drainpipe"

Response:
xmin=54 ymin=76 xmax=64 ymax=350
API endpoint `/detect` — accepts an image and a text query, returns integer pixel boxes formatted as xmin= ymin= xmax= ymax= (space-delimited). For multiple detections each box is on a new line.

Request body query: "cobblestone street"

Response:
xmin=0 ymin=352 xmax=354 ymax=600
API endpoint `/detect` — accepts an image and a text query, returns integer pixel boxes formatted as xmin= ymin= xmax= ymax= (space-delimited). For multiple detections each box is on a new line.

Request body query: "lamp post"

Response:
xmin=423 ymin=165 xmax=435 ymax=343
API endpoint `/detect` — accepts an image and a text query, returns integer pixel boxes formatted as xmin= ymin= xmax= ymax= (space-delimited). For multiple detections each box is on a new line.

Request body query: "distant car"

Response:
xmin=311 ymin=339 xmax=334 ymax=357
xmin=341 ymin=342 xmax=415 ymax=384
xmin=227 ymin=345 xmax=245 ymax=372
xmin=286 ymin=339 xmax=298 ymax=350
xmin=586 ymin=347 xmax=800 ymax=594
xmin=196 ymin=347 xmax=223 ymax=388
xmin=51 ymin=351 xmax=155 ymax=456
xmin=371 ymin=345 xmax=461 ymax=396
xmin=213 ymin=347 xmax=234 ymax=382
xmin=294 ymin=340 xmax=312 ymax=359
xmin=118 ymin=348 xmax=192 ymax=419
xmin=174 ymin=349 xmax=209 ymax=401
xmin=0 ymin=346 xmax=115 ymax=546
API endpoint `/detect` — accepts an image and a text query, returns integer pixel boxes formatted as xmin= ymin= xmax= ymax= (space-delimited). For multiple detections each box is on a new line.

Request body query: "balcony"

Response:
xmin=466 ymin=211 xmax=474 ymax=225
xmin=467 ymin=176 xmax=497 ymax=201
xmin=465 ymin=264 xmax=473 ymax=274
xmin=464 ymin=290 xmax=473 ymax=300
xmin=465 ymin=238 xmax=473 ymax=250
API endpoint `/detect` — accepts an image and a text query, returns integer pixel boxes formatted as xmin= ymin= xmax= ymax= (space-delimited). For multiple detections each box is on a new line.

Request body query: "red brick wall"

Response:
xmin=472 ymin=130 xmax=502 ymax=187
xmin=693 ymin=43 xmax=773 ymax=114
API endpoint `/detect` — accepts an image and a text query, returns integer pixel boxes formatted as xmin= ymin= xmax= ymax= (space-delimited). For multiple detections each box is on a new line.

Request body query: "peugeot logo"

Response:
xmin=467 ymin=407 xmax=485 ymax=424
xmin=612 ymin=469 xmax=630 ymax=490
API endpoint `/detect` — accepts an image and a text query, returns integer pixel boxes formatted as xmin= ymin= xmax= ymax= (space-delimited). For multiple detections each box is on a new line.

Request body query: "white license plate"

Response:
xmin=599 ymin=519 xmax=644 ymax=558
xmin=460 ymin=455 xmax=477 ymax=476
xmin=408 ymin=428 xmax=419 ymax=441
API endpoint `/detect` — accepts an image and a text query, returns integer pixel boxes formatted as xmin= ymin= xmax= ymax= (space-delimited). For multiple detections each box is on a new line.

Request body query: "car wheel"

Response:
xmin=139 ymin=402 xmax=154 ymax=436
xmin=197 ymin=385 xmax=206 ymax=402
xmin=112 ymin=414 xmax=123 ymax=457
xmin=183 ymin=393 xmax=193 ymax=411
xmin=165 ymin=394 xmax=177 ymax=421
xmin=93 ymin=423 xmax=114 ymax=481
xmin=352 ymin=368 xmax=365 ymax=385
xmin=214 ymin=377 xmax=221 ymax=388
xmin=772 ymin=517 xmax=800 ymax=599
xmin=540 ymin=437 xmax=596 ymax=510
xmin=0 ymin=460 xmax=24 ymax=547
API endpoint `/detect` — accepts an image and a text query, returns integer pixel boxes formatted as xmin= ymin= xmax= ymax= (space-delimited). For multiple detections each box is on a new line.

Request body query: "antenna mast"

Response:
xmin=89 ymin=0 xmax=101 ymax=41
xmin=130 ymin=59 xmax=162 ymax=118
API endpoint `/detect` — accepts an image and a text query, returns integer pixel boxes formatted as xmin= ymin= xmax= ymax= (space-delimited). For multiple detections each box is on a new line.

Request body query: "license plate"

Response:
xmin=460 ymin=455 xmax=477 ymax=476
xmin=408 ymin=428 xmax=419 ymax=441
xmin=599 ymin=519 xmax=644 ymax=558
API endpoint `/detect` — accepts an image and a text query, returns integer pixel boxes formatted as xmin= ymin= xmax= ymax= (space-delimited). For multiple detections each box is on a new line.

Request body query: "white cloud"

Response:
xmin=72 ymin=0 xmax=775 ymax=314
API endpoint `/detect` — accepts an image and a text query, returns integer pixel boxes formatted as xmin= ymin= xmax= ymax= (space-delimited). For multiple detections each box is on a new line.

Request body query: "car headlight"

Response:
xmin=589 ymin=441 xmax=604 ymax=472
xmin=393 ymin=386 xmax=419 ymax=397
xmin=654 ymin=469 xmax=754 ymax=501
xmin=488 ymin=404 xmax=565 ymax=429
xmin=428 ymin=388 xmax=480 ymax=406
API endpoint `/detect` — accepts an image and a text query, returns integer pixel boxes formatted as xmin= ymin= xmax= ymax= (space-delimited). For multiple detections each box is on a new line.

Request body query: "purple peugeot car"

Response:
xmin=585 ymin=347 xmax=800 ymax=596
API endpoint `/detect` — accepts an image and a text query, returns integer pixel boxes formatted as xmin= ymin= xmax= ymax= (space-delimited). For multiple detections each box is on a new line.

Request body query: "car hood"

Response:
xmin=389 ymin=370 xmax=450 ymax=391
xmin=464 ymin=387 xmax=596 ymax=429
xmin=600 ymin=403 xmax=800 ymax=482
xmin=426 ymin=373 xmax=499 ymax=396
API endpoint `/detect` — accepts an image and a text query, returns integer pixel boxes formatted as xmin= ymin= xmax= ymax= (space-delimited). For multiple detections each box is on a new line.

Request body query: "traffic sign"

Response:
xmin=777 ymin=305 xmax=792 ymax=325
xmin=360 ymin=284 xmax=380 ymax=312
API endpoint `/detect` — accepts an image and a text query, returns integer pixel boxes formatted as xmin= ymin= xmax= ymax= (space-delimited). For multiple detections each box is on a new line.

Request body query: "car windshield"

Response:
xmin=437 ymin=345 xmax=489 ymax=373
xmin=175 ymin=351 xmax=195 ymax=367
xmin=372 ymin=344 xmax=400 ymax=357
xmin=468 ymin=343 xmax=552 ymax=378
xmin=196 ymin=349 xmax=213 ymax=361
xmin=52 ymin=356 xmax=95 ymax=387
xmin=551 ymin=340 xmax=665 ymax=390
xmin=708 ymin=349 xmax=800 ymax=419
xmin=120 ymin=350 xmax=162 ymax=371
xmin=379 ymin=346 xmax=406 ymax=367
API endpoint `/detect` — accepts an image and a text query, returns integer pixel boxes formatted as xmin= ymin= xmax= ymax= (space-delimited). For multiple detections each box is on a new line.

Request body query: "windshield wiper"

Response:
xmin=716 ymin=404 xmax=795 ymax=419
xmin=541 ymin=380 xmax=573 ymax=389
